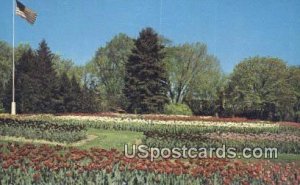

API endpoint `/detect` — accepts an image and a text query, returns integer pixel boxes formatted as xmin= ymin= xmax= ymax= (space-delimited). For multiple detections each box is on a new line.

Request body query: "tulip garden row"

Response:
xmin=55 ymin=112 xmax=264 ymax=123
xmin=142 ymin=129 xmax=300 ymax=154
xmin=143 ymin=134 xmax=300 ymax=154
xmin=0 ymin=143 xmax=299 ymax=185
xmin=0 ymin=117 xmax=86 ymax=131
xmin=0 ymin=117 xmax=86 ymax=143
xmin=42 ymin=115 xmax=293 ymax=134
xmin=2 ymin=114 xmax=288 ymax=137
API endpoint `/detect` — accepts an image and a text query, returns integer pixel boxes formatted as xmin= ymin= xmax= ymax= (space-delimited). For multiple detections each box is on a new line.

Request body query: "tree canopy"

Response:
xmin=225 ymin=57 xmax=296 ymax=120
xmin=164 ymin=43 xmax=223 ymax=115
xmin=0 ymin=28 xmax=299 ymax=122
xmin=89 ymin=33 xmax=134 ymax=111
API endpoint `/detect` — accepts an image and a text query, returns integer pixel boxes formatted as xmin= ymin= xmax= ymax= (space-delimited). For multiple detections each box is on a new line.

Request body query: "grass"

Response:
xmin=78 ymin=128 xmax=143 ymax=150
xmin=235 ymin=153 xmax=300 ymax=166
xmin=0 ymin=128 xmax=144 ymax=151
xmin=270 ymin=153 xmax=300 ymax=164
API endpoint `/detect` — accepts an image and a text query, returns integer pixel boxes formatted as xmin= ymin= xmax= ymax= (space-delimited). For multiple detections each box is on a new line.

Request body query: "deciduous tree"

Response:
xmin=89 ymin=33 xmax=134 ymax=110
xmin=225 ymin=57 xmax=296 ymax=120
xmin=164 ymin=43 xmax=223 ymax=115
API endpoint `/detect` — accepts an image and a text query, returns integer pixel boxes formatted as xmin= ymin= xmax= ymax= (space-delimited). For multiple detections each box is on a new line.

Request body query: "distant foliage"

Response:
xmin=164 ymin=103 xmax=193 ymax=116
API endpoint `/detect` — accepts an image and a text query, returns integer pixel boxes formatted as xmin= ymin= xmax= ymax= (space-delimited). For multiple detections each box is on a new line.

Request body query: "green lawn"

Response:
xmin=0 ymin=128 xmax=143 ymax=151
xmin=237 ymin=153 xmax=300 ymax=165
xmin=268 ymin=153 xmax=300 ymax=164
xmin=78 ymin=128 xmax=144 ymax=150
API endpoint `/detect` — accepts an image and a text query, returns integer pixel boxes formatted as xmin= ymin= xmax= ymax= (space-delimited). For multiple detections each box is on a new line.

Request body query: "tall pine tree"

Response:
xmin=16 ymin=49 xmax=37 ymax=113
xmin=56 ymin=72 xmax=71 ymax=113
xmin=50 ymin=73 xmax=83 ymax=113
xmin=67 ymin=74 xmax=82 ymax=112
xmin=35 ymin=40 xmax=60 ymax=113
xmin=124 ymin=27 xmax=168 ymax=113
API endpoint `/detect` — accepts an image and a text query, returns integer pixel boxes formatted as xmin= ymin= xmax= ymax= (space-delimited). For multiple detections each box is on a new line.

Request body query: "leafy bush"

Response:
xmin=164 ymin=103 xmax=193 ymax=116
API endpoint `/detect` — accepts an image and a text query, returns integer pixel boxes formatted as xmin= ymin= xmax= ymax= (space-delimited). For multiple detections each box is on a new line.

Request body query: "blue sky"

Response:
xmin=1 ymin=0 xmax=300 ymax=73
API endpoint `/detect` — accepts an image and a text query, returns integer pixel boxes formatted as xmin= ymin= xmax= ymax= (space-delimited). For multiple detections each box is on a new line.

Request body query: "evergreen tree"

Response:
xmin=67 ymin=74 xmax=82 ymax=112
xmin=0 ymin=80 xmax=4 ymax=112
xmin=3 ymin=78 xmax=12 ymax=113
xmin=16 ymin=49 xmax=37 ymax=113
xmin=56 ymin=72 xmax=71 ymax=113
xmin=123 ymin=27 xmax=168 ymax=113
xmin=80 ymin=84 xmax=90 ymax=113
xmin=3 ymin=49 xmax=37 ymax=113
xmin=80 ymin=80 xmax=99 ymax=113
xmin=35 ymin=40 xmax=60 ymax=113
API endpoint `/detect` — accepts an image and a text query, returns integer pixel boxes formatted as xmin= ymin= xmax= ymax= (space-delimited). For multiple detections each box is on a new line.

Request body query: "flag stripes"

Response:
xmin=16 ymin=0 xmax=37 ymax=24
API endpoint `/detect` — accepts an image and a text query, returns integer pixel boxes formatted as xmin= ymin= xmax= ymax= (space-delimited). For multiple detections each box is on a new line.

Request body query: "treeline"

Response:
xmin=0 ymin=27 xmax=299 ymax=122
xmin=1 ymin=40 xmax=99 ymax=113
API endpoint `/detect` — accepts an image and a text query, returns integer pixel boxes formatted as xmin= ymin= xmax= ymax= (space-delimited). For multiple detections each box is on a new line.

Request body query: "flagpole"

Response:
xmin=11 ymin=0 xmax=16 ymax=115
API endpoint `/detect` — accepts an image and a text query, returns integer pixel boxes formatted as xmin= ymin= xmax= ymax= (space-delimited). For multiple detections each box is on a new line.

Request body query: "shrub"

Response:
xmin=164 ymin=103 xmax=193 ymax=116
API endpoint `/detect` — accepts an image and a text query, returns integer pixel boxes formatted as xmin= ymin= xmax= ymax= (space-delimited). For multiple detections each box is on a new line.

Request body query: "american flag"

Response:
xmin=16 ymin=0 xmax=37 ymax=25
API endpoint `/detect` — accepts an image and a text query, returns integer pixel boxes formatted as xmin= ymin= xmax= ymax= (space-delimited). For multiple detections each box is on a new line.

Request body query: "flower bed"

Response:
xmin=1 ymin=114 xmax=299 ymax=155
xmin=0 ymin=117 xmax=87 ymax=143
xmin=0 ymin=117 xmax=85 ymax=132
xmin=142 ymin=129 xmax=300 ymax=154
xmin=0 ymin=143 xmax=299 ymax=184
xmin=143 ymin=135 xmax=300 ymax=154
xmin=55 ymin=115 xmax=274 ymax=128
xmin=53 ymin=112 xmax=261 ymax=122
